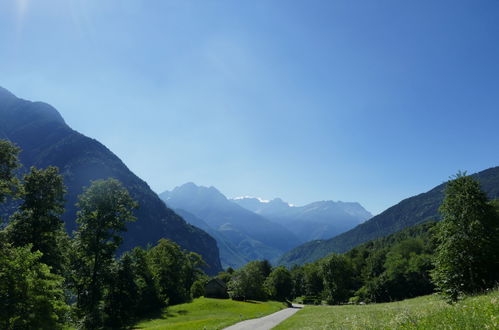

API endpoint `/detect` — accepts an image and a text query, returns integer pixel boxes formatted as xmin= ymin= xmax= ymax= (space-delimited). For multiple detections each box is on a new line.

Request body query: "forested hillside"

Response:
xmin=0 ymin=87 xmax=222 ymax=273
xmin=278 ymin=166 xmax=499 ymax=267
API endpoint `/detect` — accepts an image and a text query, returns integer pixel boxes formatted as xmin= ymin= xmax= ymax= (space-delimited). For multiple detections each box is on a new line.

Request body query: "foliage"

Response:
xmin=147 ymin=238 xmax=204 ymax=305
xmin=320 ymin=254 xmax=355 ymax=304
xmin=134 ymin=297 xmax=287 ymax=330
xmin=287 ymin=222 xmax=437 ymax=304
xmin=0 ymin=243 xmax=68 ymax=329
xmin=279 ymin=166 xmax=499 ymax=268
xmin=217 ymin=267 xmax=234 ymax=284
xmin=302 ymin=263 xmax=323 ymax=297
xmin=70 ymin=178 xmax=137 ymax=328
xmin=0 ymin=140 xmax=20 ymax=205
xmin=103 ymin=254 xmax=139 ymax=328
xmin=228 ymin=260 xmax=268 ymax=301
xmin=264 ymin=266 xmax=293 ymax=301
xmin=0 ymin=139 xmax=217 ymax=329
xmin=6 ymin=166 xmax=68 ymax=274
xmin=290 ymin=265 xmax=305 ymax=298
xmin=1 ymin=95 xmax=223 ymax=273
xmin=129 ymin=247 xmax=163 ymax=316
xmin=432 ymin=173 xmax=499 ymax=302
xmin=275 ymin=289 xmax=499 ymax=330
xmin=191 ymin=280 xmax=205 ymax=298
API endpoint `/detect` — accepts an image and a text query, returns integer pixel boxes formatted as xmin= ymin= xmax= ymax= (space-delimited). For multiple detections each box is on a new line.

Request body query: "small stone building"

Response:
xmin=205 ymin=278 xmax=228 ymax=299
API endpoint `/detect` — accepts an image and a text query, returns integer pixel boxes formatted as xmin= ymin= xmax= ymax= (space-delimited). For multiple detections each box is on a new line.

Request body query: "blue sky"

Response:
xmin=1 ymin=0 xmax=499 ymax=214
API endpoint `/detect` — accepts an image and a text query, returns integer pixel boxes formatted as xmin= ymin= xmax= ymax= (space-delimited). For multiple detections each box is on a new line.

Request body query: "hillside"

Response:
xmin=278 ymin=166 xmax=499 ymax=267
xmin=173 ymin=209 xmax=249 ymax=269
xmin=160 ymin=183 xmax=301 ymax=267
xmin=275 ymin=290 xmax=499 ymax=329
xmin=0 ymin=87 xmax=222 ymax=274
xmin=233 ymin=197 xmax=371 ymax=241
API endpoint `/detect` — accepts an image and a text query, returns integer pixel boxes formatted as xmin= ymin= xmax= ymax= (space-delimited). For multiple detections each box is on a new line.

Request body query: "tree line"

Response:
xmin=217 ymin=172 xmax=498 ymax=305
xmin=2 ymin=138 xmax=498 ymax=328
xmin=0 ymin=140 xmax=207 ymax=329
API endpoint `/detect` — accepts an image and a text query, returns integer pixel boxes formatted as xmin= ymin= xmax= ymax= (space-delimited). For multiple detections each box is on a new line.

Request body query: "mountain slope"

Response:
xmin=173 ymin=208 xmax=249 ymax=269
xmin=0 ymin=87 xmax=222 ymax=274
xmin=233 ymin=197 xmax=371 ymax=241
xmin=160 ymin=183 xmax=301 ymax=267
xmin=278 ymin=166 xmax=499 ymax=267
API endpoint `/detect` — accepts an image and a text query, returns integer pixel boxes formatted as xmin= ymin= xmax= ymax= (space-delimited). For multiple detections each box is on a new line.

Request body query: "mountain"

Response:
xmin=160 ymin=183 xmax=301 ymax=267
xmin=278 ymin=166 xmax=499 ymax=267
xmin=0 ymin=87 xmax=222 ymax=274
xmin=173 ymin=209 xmax=249 ymax=269
xmin=232 ymin=197 xmax=372 ymax=242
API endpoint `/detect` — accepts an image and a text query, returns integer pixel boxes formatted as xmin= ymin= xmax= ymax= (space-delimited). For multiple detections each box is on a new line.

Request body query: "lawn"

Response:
xmin=134 ymin=297 xmax=287 ymax=329
xmin=275 ymin=289 xmax=498 ymax=329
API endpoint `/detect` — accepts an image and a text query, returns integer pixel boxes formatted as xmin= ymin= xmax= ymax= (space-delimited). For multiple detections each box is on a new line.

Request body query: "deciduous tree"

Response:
xmin=7 ymin=166 xmax=68 ymax=274
xmin=432 ymin=172 xmax=499 ymax=302
xmin=264 ymin=266 xmax=293 ymax=301
xmin=71 ymin=178 xmax=137 ymax=328
xmin=0 ymin=140 xmax=20 ymax=205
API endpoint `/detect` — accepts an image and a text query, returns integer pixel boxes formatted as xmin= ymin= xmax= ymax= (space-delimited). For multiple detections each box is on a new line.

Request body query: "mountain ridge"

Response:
xmin=278 ymin=166 xmax=499 ymax=267
xmin=0 ymin=87 xmax=222 ymax=274
xmin=160 ymin=183 xmax=302 ymax=268
xmin=233 ymin=196 xmax=372 ymax=242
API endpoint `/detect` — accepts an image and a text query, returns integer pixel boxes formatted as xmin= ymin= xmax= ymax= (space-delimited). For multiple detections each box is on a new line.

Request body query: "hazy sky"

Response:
xmin=1 ymin=0 xmax=499 ymax=214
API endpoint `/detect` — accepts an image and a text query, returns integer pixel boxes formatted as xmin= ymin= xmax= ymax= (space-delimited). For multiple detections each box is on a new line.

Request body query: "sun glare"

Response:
xmin=16 ymin=0 xmax=29 ymax=16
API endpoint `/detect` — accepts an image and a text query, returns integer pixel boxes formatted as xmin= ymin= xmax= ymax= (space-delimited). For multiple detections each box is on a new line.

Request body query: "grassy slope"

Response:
xmin=134 ymin=298 xmax=286 ymax=330
xmin=276 ymin=289 xmax=498 ymax=329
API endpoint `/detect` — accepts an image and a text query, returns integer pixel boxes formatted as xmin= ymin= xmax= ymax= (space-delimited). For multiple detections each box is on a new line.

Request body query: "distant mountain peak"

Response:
xmin=233 ymin=196 xmax=271 ymax=203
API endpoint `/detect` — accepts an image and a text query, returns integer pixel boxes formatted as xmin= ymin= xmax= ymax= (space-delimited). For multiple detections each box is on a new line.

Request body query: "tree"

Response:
xmin=7 ymin=166 xmax=68 ymax=274
xmin=0 ymin=140 xmax=20 ymax=206
xmin=147 ymin=238 xmax=194 ymax=305
xmin=432 ymin=172 xmax=499 ymax=302
xmin=290 ymin=265 xmax=305 ymax=298
xmin=0 ymin=243 xmax=68 ymax=329
xmin=71 ymin=178 xmax=137 ymax=328
xmin=103 ymin=254 xmax=138 ymax=328
xmin=228 ymin=261 xmax=267 ymax=301
xmin=302 ymin=263 xmax=323 ymax=298
xmin=264 ymin=266 xmax=293 ymax=301
xmin=191 ymin=280 xmax=205 ymax=298
xmin=256 ymin=259 xmax=273 ymax=278
xmin=129 ymin=247 xmax=162 ymax=316
xmin=320 ymin=254 xmax=355 ymax=304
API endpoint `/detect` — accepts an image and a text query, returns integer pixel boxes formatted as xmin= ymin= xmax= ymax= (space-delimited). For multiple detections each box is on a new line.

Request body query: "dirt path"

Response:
xmin=223 ymin=303 xmax=304 ymax=330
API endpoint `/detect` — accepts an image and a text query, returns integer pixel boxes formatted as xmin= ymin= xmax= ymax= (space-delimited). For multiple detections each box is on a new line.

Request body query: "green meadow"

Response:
xmin=275 ymin=289 xmax=499 ymax=329
xmin=134 ymin=297 xmax=286 ymax=330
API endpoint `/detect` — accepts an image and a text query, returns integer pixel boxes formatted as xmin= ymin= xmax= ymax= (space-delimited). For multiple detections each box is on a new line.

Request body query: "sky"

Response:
xmin=1 ymin=0 xmax=499 ymax=215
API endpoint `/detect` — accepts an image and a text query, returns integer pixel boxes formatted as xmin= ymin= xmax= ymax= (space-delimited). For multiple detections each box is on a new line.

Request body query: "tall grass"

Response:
xmin=275 ymin=289 xmax=498 ymax=329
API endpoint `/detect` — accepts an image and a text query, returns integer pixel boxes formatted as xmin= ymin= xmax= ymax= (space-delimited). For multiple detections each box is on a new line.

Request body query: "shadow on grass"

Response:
xmin=133 ymin=307 xmax=190 ymax=327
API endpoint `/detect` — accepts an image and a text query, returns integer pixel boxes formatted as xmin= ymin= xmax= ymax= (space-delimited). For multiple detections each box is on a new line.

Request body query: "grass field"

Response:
xmin=275 ymin=289 xmax=498 ymax=329
xmin=133 ymin=297 xmax=286 ymax=329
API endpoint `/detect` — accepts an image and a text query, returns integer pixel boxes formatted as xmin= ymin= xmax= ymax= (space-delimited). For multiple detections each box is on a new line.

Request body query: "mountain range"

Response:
xmin=278 ymin=166 xmax=499 ymax=267
xmin=160 ymin=183 xmax=300 ymax=268
xmin=232 ymin=197 xmax=371 ymax=242
xmin=160 ymin=183 xmax=372 ymax=268
xmin=0 ymin=87 xmax=222 ymax=274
